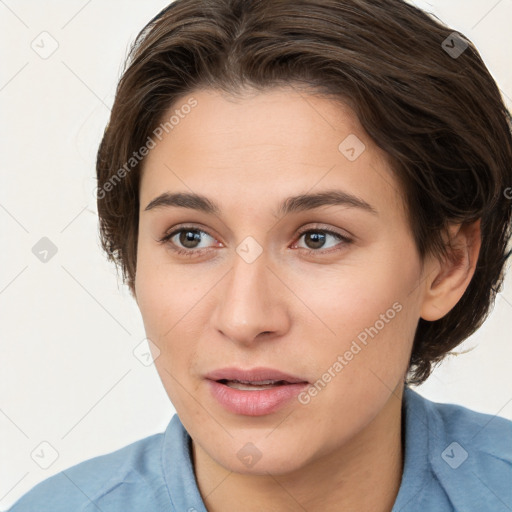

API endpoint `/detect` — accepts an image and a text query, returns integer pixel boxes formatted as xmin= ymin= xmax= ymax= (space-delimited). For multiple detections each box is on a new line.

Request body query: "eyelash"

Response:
xmin=157 ymin=225 xmax=353 ymax=258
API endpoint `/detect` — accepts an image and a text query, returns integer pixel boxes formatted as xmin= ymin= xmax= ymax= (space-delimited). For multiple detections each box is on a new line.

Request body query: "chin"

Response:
xmin=208 ymin=437 xmax=314 ymax=476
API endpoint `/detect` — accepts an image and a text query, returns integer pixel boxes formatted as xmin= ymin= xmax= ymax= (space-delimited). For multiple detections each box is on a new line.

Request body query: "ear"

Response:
xmin=420 ymin=219 xmax=482 ymax=321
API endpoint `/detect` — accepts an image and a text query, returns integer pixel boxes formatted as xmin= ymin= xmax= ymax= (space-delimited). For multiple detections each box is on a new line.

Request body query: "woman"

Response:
xmin=9 ymin=0 xmax=512 ymax=510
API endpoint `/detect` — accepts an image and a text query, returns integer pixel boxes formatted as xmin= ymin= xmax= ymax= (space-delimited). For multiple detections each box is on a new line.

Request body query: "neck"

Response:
xmin=192 ymin=383 xmax=405 ymax=512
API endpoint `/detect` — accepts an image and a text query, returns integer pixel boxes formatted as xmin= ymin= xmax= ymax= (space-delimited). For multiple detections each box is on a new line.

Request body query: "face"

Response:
xmin=135 ymin=86 xmax=427 ymax=475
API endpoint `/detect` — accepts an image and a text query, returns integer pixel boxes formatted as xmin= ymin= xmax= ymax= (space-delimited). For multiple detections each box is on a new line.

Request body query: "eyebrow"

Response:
xmin=144 ymin=190 xmax=378 ymax=217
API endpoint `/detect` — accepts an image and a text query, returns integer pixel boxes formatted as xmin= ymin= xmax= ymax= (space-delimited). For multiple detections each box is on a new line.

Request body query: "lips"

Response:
xmin=205 ymin=367 xmax=310 ymax=415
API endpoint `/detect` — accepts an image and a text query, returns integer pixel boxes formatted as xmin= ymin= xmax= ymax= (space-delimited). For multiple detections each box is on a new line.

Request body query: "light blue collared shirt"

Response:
xmin=6 ymin=387 xmax=512 ymax=511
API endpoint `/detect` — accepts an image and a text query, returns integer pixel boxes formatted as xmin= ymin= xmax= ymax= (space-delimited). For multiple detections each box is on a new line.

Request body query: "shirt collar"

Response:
xmin=162 ymin=414 xmax=209 ymax=512
xmin=391 ymin=385 xmax=432 ymax=510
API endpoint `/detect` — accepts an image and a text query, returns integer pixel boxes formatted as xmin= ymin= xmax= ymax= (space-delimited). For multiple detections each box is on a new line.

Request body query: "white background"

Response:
xmin=1 ymin=0 xmax=511 ymax=508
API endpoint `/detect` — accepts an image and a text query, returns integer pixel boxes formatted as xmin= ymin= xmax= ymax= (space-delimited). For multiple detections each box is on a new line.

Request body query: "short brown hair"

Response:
xmin=96 ymin=0 xmax=512 ymax=385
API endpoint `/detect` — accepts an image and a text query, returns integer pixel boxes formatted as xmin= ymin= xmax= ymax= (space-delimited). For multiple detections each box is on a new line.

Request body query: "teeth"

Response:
xmin=225 ymin=380 xmax=283 ymax=391
xmin=238 ymin=379 xmax=280 ymax=385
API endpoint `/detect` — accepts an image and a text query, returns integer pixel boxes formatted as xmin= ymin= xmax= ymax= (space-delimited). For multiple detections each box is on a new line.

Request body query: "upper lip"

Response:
xmin=205 ymin=367 xmax=309 ymax=384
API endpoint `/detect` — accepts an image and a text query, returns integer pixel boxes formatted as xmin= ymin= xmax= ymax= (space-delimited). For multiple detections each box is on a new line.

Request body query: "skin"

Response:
xmin=134 ymin=86 xmax=481 ymax=512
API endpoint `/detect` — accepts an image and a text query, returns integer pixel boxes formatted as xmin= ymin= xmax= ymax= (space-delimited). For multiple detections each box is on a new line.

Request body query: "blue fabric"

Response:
xmin=7 ymin=387 xmax=512 ymax=511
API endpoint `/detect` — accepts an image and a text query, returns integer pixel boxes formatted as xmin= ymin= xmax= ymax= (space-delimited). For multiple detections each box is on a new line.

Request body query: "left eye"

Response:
xmin=159 ymin=228 xmax=216 ymax=251
xmin=295 ymin=229 xmax=349 ymax=251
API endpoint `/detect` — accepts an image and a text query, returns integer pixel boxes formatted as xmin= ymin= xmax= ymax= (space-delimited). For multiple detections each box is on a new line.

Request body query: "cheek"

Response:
xmin=297 ymin=251 xmax=420 ymax=382
xmin=135 ymin=241 xmax=184 ymax=335
xmin=135 ymin=264 xmax=202 ymax=409
xmin=134 ymin=245 xmax=205 ymax=380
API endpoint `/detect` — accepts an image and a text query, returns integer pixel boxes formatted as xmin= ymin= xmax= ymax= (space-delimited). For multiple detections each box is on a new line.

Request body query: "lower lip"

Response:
xmin=207 ymin=380 xmax=309 ymax=416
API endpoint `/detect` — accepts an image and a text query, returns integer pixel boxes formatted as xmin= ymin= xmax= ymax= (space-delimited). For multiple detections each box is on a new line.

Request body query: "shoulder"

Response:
xmin=407 ymin=388 xmax=512 ymax=510
xmin=6 ymin=431 xmax=167 ymax=512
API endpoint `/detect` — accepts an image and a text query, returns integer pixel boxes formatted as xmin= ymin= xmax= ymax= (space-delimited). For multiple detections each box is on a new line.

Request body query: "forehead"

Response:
xmin=139 ymin=87 xmax=406 ymax=222
xmin=147 ymin=86 xmax=366 ymax=160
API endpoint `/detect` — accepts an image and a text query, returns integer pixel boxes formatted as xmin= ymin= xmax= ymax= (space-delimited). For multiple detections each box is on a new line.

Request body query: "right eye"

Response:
xmin=157 ymin=226 xmax=221 ymax=257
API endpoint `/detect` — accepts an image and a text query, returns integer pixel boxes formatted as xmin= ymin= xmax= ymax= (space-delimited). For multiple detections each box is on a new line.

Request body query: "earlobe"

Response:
xmin=420 ymin=219 xmax=481 ymax=322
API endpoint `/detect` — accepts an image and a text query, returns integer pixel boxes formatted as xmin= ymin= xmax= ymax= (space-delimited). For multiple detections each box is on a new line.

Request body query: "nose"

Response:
xmin=212 ymin=248 xmax=290 ymax=346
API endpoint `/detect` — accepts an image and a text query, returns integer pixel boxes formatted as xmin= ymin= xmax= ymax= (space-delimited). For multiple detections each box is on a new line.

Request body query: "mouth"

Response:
xmin=216 ymin=379 xmax=300 ymax=390
xmin=204 ymin=367 xmax=310 ymax=416
xmin=205 ymin=367 xmax=309 ymax=386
